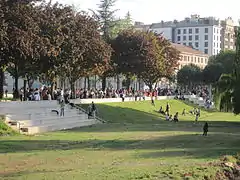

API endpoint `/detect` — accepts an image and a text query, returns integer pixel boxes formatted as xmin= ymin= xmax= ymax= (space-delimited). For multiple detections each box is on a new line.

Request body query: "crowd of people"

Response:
xmin=156 ymin=102 xmax=208 ymax=136
xmin=14 ymin=84 xmax=210 ymax=135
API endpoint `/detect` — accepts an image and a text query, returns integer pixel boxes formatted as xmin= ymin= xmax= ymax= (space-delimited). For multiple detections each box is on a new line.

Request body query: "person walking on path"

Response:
xmin=203 ymin=122 xmax=208 ymax=136
xmin=60 ymin=100 xmax=65 ymax=117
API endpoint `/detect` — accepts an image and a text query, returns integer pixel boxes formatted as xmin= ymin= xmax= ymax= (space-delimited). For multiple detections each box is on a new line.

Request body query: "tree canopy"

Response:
xmin=112 ymin=29 xmax=179 ymax=90
xmin=177 ymin=64 xmax=202 ymax=87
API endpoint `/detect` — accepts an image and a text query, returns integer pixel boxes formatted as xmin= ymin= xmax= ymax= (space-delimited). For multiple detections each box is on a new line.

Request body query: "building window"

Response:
xmin=184 ymin=56 xmax=187 ymax=61
xmin=205 ymin=28 xmax=208 ymax=33
xmin=204 ymin=49 xmax=208 ymax=54
xmin=198 ymin=57 xmax=200 ymax=63
xmin=189 ymin=42 xmax=193 ymax=47
xmin=183 ymin=36 xmax=186 ymax=41
xmin=205 ymin=35 xmax=208 ymax=40
xmin=195 ymin=35 xmax=199 ymax=40
xmin=195 ymin=28 xmax=199 ymax=33
xmin=177 ymin=36 xmax=181 ymax=41
xmin=195 ymin=42 xmax=199 ymax=48
xmin=180 ymin=55 xmax=183 ymax=60
xmin=187 ymin=56 xmax=190 ymax=61
xmin=183 ymin=42 xmax=186 ymax=46
xmin=178 ymin=29 xmax=181 ymax=34
xmin=191 ymin=56 xmax=193 ymax=62
xmin=201 ymin=58 xmax=203 ymax=63
xmin=189 ymin=35 xmax=192 ymax=41
xmin=189 ymin=28 xmax=192 ymax=34
xmin=194 ymin=57 xmax=197 ymax=62
xmin=205 ymin=58 xmax=208 ymax=64
xmin=183 ymin=29 xmax=186 ymax=34
xmin=204 ymin=42 xmax=208 ymax=47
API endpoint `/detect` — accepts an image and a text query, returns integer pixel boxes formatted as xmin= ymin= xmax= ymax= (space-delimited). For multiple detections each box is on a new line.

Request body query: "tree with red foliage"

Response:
xmin=112 ymin=29 xmax=180 ymax=91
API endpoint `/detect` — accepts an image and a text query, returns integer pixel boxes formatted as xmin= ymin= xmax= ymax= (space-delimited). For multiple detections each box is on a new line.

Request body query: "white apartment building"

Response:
xmin=175 ymin=25 xmax=222 ymax=56
xmin=134 ymin=15 xmax=226 ymax=56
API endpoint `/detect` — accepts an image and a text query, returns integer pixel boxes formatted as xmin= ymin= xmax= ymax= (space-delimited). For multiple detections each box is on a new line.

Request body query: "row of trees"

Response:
xmin=0 ymin=0 xmax=180 ymax=99
xmin=177 ymin=50 xmax=235 ymax=87
xmin=176 ymin=47 xmax=240 ymax=114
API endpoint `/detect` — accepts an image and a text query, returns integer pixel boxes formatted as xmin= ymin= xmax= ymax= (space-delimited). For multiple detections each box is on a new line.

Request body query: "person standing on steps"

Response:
xmin=203 ymin=122 xmax=208 ymax=136
xmin=91 ymin=101 xmax=96 ymax=118
xmin=60 ymin=100 xmax=65 ymax=117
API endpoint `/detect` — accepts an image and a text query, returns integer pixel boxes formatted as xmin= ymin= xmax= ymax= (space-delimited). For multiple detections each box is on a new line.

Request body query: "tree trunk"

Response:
xmin=87 ymin=77 xmax=90 ymax=89
xmin=70 ymin=81 xmax=76 ymax=99
xmin=84 ymin=77 xmax=87 ymax=89
xmin=14 ymin=75 xmax=19 ymax=99
xmin=149 ymin=84 xmax=153 ymax=92
xmin=50 ymin=81 xmax=56 ymax=100
xmin=116 ymin=75 xmax=120 ymax=90
xmin=126 ymin=76 xmax=131 ymax=90
xmin=94 ymin=75 xmax=97 ymax=89
xmin=138 ymin=79 xmax=141 ymax=91
xmin=27 ymin=77 xmax=34 ymax=89
xmin=0 ymin=68 xmax=4 ymax=99
xmin=23 ymin=79 xmax=27 ymax=101
xmin=102 ymin=76 xmax=106 ymax=91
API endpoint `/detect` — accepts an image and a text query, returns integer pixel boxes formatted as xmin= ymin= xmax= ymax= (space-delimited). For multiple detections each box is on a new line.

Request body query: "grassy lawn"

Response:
xmin=1 ymin=100 xmax=240 ymax=180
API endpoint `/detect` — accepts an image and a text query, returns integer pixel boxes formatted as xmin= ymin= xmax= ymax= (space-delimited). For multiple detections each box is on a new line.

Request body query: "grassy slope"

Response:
xmin=0 ymin=100 xmax=240 ymax=180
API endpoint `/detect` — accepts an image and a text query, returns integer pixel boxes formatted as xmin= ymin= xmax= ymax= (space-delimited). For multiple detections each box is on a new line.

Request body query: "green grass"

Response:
xmin=0 ymin=118 xmax=17 ymax=136
xmin=1 ymin=100 xmax=240 ymax=180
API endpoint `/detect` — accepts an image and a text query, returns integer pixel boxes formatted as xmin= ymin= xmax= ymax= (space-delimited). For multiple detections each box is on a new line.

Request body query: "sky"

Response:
xmin=54 ymin=0 xmax=239 ymax=24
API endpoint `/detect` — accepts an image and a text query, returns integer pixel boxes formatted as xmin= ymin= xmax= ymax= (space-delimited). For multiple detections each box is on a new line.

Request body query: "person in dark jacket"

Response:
xmin=203 ymin=122 xmax=208 ymax=136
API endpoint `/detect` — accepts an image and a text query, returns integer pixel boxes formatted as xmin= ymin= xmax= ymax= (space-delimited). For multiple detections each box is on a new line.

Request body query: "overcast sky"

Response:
xmin=54 ymin=0 xmax=239 ymax=24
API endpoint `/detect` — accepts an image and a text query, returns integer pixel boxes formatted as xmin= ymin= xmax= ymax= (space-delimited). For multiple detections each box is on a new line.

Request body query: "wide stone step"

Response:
xmin=22 ymin=119 xmax=98 ymax=134
xmin=6 ymin=109 xmax=82 ymax=120
xmin=19 ymin=114 xmax=88 ymax=127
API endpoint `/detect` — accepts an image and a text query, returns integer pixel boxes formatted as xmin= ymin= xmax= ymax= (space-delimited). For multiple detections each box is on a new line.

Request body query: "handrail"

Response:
xmin=75 ymin=105 xmax=106 ymax=123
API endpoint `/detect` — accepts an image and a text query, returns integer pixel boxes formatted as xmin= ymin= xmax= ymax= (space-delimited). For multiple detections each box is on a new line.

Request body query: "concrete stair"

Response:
xmin=0 ymin=100 xmax=100 ymax=135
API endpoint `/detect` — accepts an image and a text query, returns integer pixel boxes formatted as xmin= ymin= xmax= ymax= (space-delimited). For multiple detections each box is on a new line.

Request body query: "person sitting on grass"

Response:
xmin=158 ymin=106 xmax=165 ymax=114
xmin=182 ymin=109 xmax=186 ymax=116
xmin=173 ymin=112 xmax=179 ymax=122
xmin=165 ymin=113 xmax=169 ymax=121
xmin=203 ymin=122 xmax=208 ymax=136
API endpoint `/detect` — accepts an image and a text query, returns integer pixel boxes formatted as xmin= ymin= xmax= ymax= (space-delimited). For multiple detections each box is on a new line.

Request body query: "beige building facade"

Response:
xmin=221 ymin=17 xmax=236 ymax=51
xmin=172 ymin=43 xmax=209 ymax=70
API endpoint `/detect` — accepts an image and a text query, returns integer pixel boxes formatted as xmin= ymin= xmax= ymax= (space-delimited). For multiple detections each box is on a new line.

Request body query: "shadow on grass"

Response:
xmin=1 ymin=132 xmax=239 ymax=160
xmin=0 ymin=169 xmax=75 ymax=178
xmin=74 ymin=102 xmax=240 ymax=133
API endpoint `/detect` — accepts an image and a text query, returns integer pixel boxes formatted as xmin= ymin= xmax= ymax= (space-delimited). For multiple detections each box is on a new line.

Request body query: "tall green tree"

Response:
xmin=232 ymin=26 xmax=240 ymax=114
xmin=208 ymin=50 xmax=235 ymax=74
xmin=0 ymin=1 xmax=8 ymax=98
xmin=36 ymin=2 xmax=76 ymax=95
xmin=59 ymin=10 xmax=111 ymax=98
xmin=202 ymin=63 xmax=224 ymax=84
xmin=3 ymin=0 xmax=44 ymax=98
xmin=177 ymin=64 xmax=202 ymax=88
xmin=91 ymin=0 xmax=118 ymax=90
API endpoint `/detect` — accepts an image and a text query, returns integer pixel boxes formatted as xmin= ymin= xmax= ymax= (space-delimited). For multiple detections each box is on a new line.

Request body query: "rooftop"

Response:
xmin=171 ymin=43 xmax=209 ymax=57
